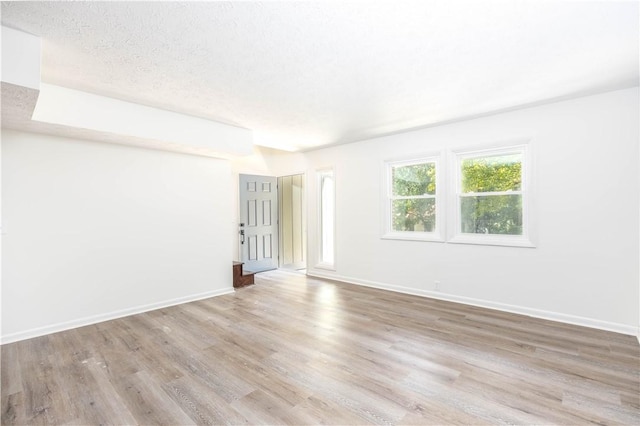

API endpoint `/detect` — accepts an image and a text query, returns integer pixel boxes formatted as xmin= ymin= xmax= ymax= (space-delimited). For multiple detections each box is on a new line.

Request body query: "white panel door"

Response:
xmin=239 ymin=174 xmax=278 ymax=272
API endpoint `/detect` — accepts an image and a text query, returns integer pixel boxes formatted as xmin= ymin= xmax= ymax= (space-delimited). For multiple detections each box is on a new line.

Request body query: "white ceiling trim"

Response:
xmin=32 ymin=83 xmax=254 ymax=157
xmin=1 ymin=25 xmax=40 ymax=90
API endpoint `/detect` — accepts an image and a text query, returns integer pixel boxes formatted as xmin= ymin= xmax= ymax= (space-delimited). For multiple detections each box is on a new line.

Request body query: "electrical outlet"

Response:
xmin=434 ymin=280 xmax=441 ymax=291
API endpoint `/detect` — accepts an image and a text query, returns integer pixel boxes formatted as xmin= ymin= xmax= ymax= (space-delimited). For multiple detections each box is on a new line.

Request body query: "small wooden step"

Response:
xmin=233 ymin=261 xmax=255 ymax=288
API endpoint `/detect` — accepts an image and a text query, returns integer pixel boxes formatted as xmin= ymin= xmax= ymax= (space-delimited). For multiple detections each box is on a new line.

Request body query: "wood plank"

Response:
xmin=1 ymin=270 xmax=638 ymax=425
xmin=112 ymin=370 xmax=195 ymax=425
xmin=161 ymin=375 xmax=251 ymax=425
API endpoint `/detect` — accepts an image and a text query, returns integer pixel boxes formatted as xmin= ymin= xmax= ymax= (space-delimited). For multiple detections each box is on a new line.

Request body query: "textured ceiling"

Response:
xmin=1 ymin=1 xmax=638 ymax=152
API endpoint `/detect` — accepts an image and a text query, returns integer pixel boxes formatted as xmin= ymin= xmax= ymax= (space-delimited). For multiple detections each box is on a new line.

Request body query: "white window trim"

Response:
xmin=382 ymin=155 xmax=445 ymax=242
xmin=316 ymin=167 xmax=336 ymax=270
xmin=448 ymin=143 xmax=536 ymax=248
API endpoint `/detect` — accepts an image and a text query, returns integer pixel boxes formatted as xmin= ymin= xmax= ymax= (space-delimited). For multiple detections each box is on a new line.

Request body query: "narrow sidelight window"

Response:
xmin=317 ymin=169 xmax=335 ymax=268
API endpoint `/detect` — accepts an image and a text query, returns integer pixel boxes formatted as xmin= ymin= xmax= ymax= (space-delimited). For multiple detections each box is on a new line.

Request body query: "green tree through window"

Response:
xmin=460 ymin=153 xmax=523 ymax=235
xmin=391 ymin=161 xmax=437 ymax=232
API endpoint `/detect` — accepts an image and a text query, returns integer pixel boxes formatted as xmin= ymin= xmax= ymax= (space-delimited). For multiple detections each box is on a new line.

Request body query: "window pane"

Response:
xmin=461 ymin=153 xmax=521 ymax=193
xmin=460 ymin=195 xmax=522 ymax=235
xmin=392 ymin=162 xmax=436 ymax=196
xmin=392 ymin=198 xmax=436 ymax=232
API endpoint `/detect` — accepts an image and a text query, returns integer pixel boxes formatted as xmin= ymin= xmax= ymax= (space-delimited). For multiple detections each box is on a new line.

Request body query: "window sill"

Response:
xmin=448 ymin=234 xmax=535 ymax=248
xmin=382 ymin=231 xmax=444 ymax=243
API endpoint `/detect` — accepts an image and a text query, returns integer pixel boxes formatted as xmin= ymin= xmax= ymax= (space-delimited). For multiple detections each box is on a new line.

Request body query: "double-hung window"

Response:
xmin=451 ymin=144 xmax=533 ymax=247
xmin=383 ymin=157 xmax=443 ymax=241
xmin=382 ymin=144 xmax=532 ymax=247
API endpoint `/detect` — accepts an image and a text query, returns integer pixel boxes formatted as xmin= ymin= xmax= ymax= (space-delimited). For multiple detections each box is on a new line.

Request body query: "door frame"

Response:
xmin=237 ymin=171 xmax=307 ymax=272
xmin=277 ymin=173 xmax=307 ymax=270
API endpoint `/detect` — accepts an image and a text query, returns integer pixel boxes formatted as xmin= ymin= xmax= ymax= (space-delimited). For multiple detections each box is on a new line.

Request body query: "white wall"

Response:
xmin=1 ymin=130 xmax=233 ymax=343
xmin=304 ymin=87 xmax=639 ymax=335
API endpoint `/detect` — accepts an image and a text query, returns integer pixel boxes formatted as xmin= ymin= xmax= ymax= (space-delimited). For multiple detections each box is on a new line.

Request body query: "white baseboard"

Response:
xmin=0 ymin=287 xmax=235 ymax=345
xmin=307 ymin=270 xmax=638 ymax=338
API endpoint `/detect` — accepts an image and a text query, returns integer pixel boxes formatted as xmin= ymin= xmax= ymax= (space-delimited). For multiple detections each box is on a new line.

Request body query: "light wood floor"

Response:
xmin=2 ymin=270 xmax=639 ymax=425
